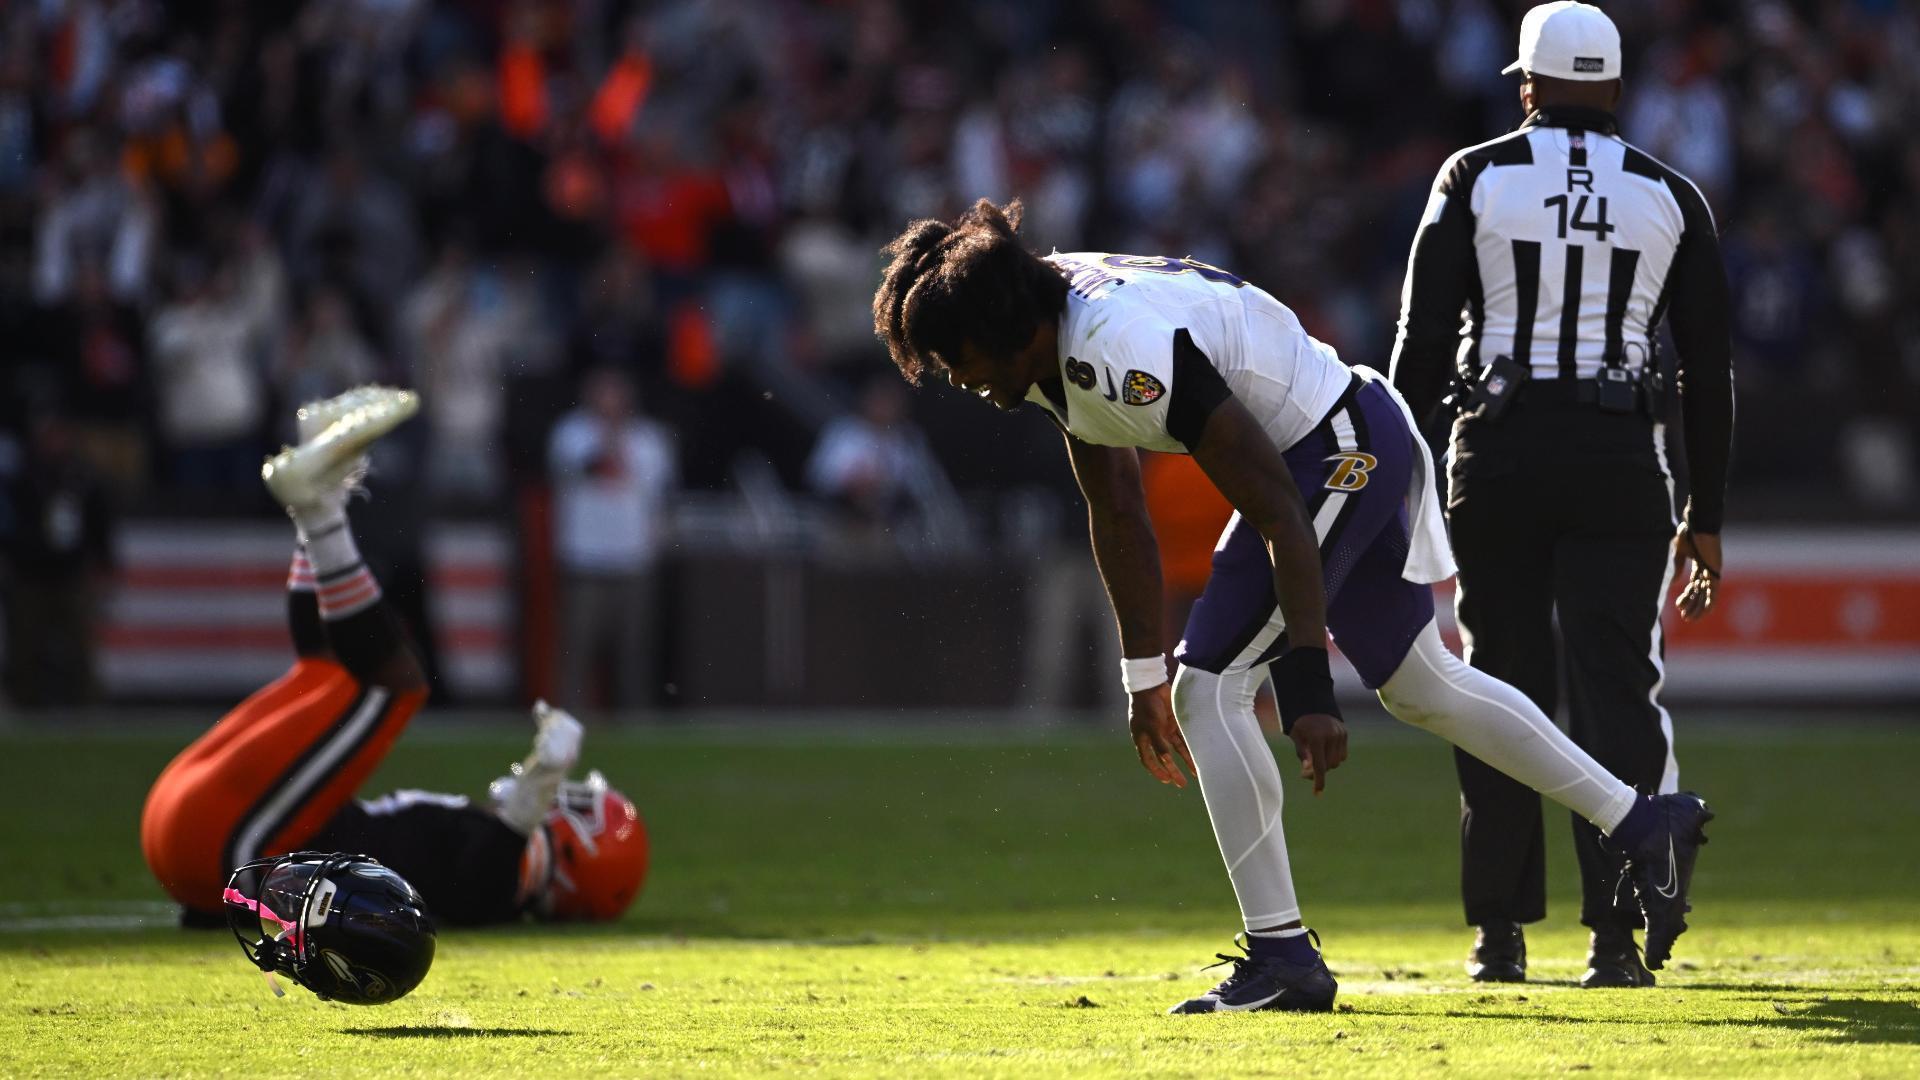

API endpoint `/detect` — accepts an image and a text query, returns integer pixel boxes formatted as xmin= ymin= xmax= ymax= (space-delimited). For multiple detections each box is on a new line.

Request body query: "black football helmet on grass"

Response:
xmin=224 ymin=851 xmax=436 ymax=1005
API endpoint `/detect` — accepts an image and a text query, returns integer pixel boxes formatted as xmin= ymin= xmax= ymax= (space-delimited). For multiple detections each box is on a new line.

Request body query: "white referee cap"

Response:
xmin=1502 ymin=2 xmax=1622 ymax=81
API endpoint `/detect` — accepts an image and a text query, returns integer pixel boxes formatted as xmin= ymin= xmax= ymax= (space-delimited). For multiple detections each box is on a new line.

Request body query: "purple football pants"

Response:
xmin=1173 ymin=376 xmax=1434 ymax=689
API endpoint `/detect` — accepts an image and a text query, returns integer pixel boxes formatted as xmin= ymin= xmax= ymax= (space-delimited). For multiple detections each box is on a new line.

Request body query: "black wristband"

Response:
xmin=1682 ymin=498 xmax=1723 ymax=537
xmin=1273 ymin=646 xmax=1342 ymax=734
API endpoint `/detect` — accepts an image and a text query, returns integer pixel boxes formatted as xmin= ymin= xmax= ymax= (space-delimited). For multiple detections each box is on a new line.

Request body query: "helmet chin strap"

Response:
xmin=223 ymin=885 xmax=298 ymax=998
xmin=224 ymin=886 xmax=299 ymax=934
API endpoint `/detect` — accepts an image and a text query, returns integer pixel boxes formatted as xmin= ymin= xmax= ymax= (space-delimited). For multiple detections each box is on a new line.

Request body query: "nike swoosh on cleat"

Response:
xmin=1653 ymin=836 xmax=1679 ymax=899
xmin=1171 ymin=990 xmax=1285 ymax=1014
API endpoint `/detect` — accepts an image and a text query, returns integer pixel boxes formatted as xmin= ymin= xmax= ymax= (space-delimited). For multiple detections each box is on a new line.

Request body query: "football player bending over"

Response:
xmin=141 ymin=387 xmax=647 ymax=927
xmin=872 ymin=200 xmax=1712 ymax=1014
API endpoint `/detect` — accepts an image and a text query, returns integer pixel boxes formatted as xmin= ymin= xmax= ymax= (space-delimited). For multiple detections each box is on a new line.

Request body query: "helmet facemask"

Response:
xmin=538 ymin=771 xmax=612 ymax=915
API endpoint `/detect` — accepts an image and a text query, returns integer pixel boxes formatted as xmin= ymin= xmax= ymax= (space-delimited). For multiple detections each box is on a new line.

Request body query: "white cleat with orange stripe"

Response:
xmin=262 ymin=386 xmax=420 ymax=511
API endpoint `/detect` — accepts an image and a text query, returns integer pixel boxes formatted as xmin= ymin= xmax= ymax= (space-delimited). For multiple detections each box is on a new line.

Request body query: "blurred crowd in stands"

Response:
xmin=7 ymin=0 xmax=1918 ymax=518
xmin=2 ymin=0 xmax=1917 ymax=649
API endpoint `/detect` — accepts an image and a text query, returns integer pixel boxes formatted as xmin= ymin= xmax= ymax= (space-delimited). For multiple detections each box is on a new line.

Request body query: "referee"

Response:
xmin=1388 ymin=2 xmax=1732 ymax=989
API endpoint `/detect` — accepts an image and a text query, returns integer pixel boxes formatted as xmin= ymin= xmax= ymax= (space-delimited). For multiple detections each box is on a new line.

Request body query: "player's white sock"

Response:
xmin=297 ymin=508 xmax=358 ymax=577
xmin=292 ymin=509 xmax=380 ymax=621
xmin=1246 ymin=926 xmax=1308 ymax=939
xmin=1171 ymin=664 xmax=1302 ymax=931
xmin=1378 ymin=620 xmax=1637 ymax=832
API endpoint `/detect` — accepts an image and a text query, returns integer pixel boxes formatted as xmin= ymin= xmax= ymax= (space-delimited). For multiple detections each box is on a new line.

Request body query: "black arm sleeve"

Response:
xmin=311 ymin=796 xmax=530 ymax=926
xmin=1167 ymin=328 xmax=1233 ymax=450
xmin=1664 ymin=194 xmax=1734 ymax=534
xmin=1388 ymin=165 xmax=1479 ymax=430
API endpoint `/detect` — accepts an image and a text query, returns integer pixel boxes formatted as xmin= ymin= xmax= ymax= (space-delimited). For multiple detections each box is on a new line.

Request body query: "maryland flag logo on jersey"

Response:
xmin=1121 ymin=370 xmax=1165 ymax=406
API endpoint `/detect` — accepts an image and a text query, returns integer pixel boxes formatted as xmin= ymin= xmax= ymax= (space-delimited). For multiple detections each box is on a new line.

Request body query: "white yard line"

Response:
xmin=0 ymin=900 xmax=177 ymax=933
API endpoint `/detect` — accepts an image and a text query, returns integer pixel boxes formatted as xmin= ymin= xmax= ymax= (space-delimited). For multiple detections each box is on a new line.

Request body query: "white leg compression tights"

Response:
xmin=1379 ymin=620 xmax=1637 ymax=832
xmin=1171 ymin=664 xmax=1301 ymax=930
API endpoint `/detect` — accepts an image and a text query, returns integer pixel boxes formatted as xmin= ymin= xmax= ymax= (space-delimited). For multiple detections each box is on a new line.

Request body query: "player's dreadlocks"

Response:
xmin=872 ymin=198 xmax=1070 ymax=385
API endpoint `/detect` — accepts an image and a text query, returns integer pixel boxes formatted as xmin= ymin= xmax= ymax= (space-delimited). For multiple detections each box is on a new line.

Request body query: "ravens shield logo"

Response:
xmin=1121 ymin=370 xmax=1165 ymax=406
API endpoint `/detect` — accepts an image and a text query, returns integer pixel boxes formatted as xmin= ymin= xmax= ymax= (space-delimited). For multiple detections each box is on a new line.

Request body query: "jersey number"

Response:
xmin=1099 ymin=255 xmax=1247 ymax=288
xmin=1543 ymin=194 xmax=1615 ymax=241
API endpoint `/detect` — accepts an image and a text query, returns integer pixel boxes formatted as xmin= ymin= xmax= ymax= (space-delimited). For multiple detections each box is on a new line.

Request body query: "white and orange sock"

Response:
xmin=300 ymin=511 xmax=381 ymax=621
xmin=288 ymin=549 xmax=317 ymax=593
xmin=317 ymin=562 xmax=382 ymax=621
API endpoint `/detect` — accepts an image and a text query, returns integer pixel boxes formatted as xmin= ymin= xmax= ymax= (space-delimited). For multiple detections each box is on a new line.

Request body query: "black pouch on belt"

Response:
xmin=1465 ymin=354 xmax=1528 ymax=421
xmin=1595 ymin=365 xmax=1637 ymax=414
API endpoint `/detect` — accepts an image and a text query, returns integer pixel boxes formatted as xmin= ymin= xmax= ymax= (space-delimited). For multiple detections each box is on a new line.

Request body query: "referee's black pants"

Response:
xmin=1445 ymin=390 xmax=1679 ymax=931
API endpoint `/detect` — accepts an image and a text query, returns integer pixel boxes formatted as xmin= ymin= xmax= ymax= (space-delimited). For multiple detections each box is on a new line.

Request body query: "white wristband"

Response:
xmin=1121 ymin=655 xmax=1169 ymax=694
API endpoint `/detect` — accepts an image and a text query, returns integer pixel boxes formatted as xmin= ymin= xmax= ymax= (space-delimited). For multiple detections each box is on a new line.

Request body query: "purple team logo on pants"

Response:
xmin=1175 ymin=377 xmax=1434 ymax=688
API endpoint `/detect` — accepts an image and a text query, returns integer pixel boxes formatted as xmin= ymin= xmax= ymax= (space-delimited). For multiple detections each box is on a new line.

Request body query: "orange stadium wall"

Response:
xmin=89 ymin=522 xmax=1920 ymax=708
xmin=1354 ymin=529 xmax=1920 ymax=704
xmin=100 ymin=522 xmax=513 ymax=701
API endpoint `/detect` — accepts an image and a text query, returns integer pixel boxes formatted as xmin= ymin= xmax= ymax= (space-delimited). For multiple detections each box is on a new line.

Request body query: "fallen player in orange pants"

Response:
xmin=141 ymin=387 xmax=647 ymax=926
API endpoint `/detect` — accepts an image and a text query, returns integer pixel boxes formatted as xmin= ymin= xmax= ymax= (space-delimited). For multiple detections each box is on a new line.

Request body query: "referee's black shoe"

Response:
xmin=1465 ymin=920 xmax=1526 ymax=982
xmin=1581 ymin=927 xmax=1656 ymax=988
xmin=1621 ymin=792 xmax=1714 ymax=970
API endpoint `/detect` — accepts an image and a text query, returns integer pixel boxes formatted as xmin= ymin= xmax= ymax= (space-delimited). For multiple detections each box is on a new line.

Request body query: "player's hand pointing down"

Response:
xmin=1289 ymin=714 xmax=1348 ymax=796
xmin=1128 ymin=684 xmax=1195 ymax=788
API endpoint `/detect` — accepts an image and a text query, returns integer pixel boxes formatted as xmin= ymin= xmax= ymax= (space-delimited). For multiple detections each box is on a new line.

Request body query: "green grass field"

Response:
xmin=2 ymin=714 xmax=1917 ymax=1077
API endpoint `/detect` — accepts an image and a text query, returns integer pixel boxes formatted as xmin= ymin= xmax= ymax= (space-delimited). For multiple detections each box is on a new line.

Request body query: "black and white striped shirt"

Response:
xmin=1389 ymin=106 xmax=1733 ymax=532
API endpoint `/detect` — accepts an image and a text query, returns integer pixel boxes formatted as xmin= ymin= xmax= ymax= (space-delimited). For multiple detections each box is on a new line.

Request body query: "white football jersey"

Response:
xmin=1026 ymin=252 xmax=1353 ymax=454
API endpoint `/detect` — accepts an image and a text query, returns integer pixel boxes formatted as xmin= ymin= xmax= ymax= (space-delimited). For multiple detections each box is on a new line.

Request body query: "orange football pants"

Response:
xmin=140 ymin=658 xmax=426 ymax=914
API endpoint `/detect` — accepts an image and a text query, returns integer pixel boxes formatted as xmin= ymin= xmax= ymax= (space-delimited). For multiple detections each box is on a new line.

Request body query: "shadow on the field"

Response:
xmin=346 ymin=1026 xmax=571 ymax=1039
xmin=1456 ymin=994 xmax=1920 ymax=1045
xmin=1744 ymin=997 xmax=1920 ymax=1045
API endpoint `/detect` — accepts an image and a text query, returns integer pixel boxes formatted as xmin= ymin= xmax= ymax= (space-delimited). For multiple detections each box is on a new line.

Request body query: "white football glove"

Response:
xmin=490 ymin=700 xmax=584 ymax=835
xmin=530 ymin=699 xmax=583 ymax=771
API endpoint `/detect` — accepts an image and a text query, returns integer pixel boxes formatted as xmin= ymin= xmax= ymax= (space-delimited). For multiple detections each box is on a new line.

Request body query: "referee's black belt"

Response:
xmin=1517 ymin=374 xmax=1657 ymax=412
